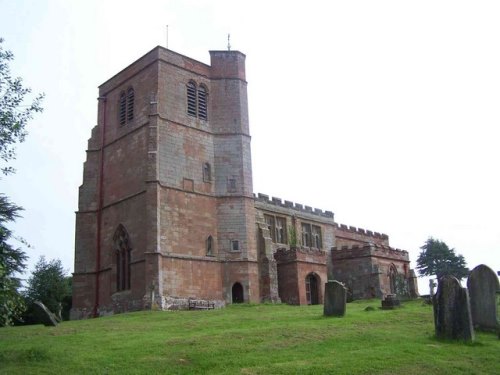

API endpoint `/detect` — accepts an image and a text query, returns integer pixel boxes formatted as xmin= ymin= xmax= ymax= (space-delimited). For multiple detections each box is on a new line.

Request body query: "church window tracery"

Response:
xmin=114 ymin=224 xmax=131 ymax=291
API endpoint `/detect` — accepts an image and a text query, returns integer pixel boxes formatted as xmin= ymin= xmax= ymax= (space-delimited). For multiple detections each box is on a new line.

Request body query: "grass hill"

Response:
xmin=0 ymin=299 xmax=498 ymax=374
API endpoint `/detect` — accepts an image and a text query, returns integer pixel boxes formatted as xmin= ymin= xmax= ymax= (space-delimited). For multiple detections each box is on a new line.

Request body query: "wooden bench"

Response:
xmin=188 ymin=299 xmax=215 ymax=310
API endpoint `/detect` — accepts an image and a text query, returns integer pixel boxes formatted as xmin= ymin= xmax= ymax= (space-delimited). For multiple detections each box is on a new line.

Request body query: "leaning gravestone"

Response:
xmin=33 ymin=300 xmax=59 ymax=327
xmin=467 ymin=264 xmax=500 ymax=332
xmin=433 ymin=276 xmax=474 ymax=341
xmin=324 ymin=280 xmax=346 ymax=317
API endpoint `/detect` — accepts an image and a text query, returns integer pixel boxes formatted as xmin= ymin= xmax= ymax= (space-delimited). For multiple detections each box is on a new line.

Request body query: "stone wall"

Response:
xmin=332 ymin=244 xmax=412 ymax=299
xmin=274 ymin=247 xmax=327 ymax=305
xmin=72 ymin=45 xmax=420 ymax=318
xmin=333 ymin=223 xmax=389 ymax=247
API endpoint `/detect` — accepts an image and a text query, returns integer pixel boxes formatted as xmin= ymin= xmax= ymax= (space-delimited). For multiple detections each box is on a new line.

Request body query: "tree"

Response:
xmin=24 ymin=257 xmax=72 ymax=322
xmin=0 ymin=194 xmax=28 ymax=326
xmin=0 ymin=38 xmax=44 ymax=325
xmin=416 ymin=237 xmax=469 ymax=280
xmin=0 ymin=38 xmax=44 ymax=175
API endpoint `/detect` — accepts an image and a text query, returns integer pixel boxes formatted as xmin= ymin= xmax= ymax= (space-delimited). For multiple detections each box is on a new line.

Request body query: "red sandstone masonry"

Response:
xmin=333 ymin=222 xmax=389 ymax=247
xmin=73 ymin=45 xmax=419 ymax=318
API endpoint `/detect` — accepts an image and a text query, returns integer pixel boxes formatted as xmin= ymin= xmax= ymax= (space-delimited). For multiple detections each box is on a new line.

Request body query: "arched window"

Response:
xmin=232 ymin=282 xmax=244 ymax=303
xmin=206 ymin=235 xmax=213 ymax=256
xmin=113 ymin=224 xmax=131 ymax=291
xmin=198 ymin=84 xmax=208 ymax=120
xmin=186 ymin=81 xmax=208 ymax=120
xmin=119 ymin=92 xmax=127 ymax=125
xmin=126 ymin=88 xmax=134 ymax=122
xmin=118 ymin=88 xmax=134 ymax=126
xmin=203 ymin=162 xmax=211 ymax=182
xmin=186 ymin=81 xmax=197 ymax=117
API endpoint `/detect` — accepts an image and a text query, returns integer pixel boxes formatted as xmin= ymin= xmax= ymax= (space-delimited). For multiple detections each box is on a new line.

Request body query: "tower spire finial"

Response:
xmin=227 ymin=33 xmax=231 ymax=51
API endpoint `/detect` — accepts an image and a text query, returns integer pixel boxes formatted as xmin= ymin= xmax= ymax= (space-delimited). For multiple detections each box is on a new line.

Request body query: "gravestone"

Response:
xmin=433 ymin=276 xmax=474 ymax=341
xmin=381 ymin=294 xmax=400 ymax=309
xmin=33 ymin=300 xmax=59 ymax=327
xmin=467 ymin=264 xmax=500 ymax=332
xmin=323 ymin=280 xmax=346 ymax=317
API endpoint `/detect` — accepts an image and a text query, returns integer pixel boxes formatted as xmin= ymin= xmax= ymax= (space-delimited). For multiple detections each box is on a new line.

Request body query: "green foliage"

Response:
xmin=0 ymin=194 xmax=27 ymax=326
xmin=0 ymin=38 xmax=43 ymax=326
xmin=0 ymin=38 xmax=44 ymax=175
xmin=23 ymin=257 xmax=71 ymax=322
xmin=416 ymin=237 xmax=469 ymax=280
xmin=0 ymin=301 xmax=499 ymax=374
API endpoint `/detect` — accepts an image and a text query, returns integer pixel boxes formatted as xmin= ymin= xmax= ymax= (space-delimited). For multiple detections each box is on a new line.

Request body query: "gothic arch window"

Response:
xmin=389 ymin=264 xmax=397 ymax=294
xmin=198 ymin=84 xmax=208 ymax=120
xmin=203 ymin=162 xmax=211 ymax=182
xmin=114 ymin=224 xmax=131 ymax=291
xmin=186 ymin=81 xmax=197 ymax=117
xmin=186 ymin=81 xmax=208 ymax=120
xmin=118 ymin=87 xmax=134 ymax=126
xmin=206 ymin=235 xmax=213 ymax=256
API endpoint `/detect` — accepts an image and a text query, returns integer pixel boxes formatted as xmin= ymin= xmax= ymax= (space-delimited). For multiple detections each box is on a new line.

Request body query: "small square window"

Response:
xmin=231 ymin=240 xmax=240 ymax=251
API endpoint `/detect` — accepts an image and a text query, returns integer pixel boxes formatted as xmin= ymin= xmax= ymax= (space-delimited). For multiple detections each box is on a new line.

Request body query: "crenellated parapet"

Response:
xmin=331 ymin=244 xmax=409 ymax=262
xmin=334 ymin=223 xmax=388 ymax=240
xmin=274 ymin=246 xmax=326 ymax=264
xmin=254 ymin=193 xmax=334 ymax=220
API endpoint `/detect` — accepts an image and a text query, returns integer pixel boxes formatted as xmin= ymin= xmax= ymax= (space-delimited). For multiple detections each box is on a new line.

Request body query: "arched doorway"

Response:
xmin=305 ymin=273 xmax=320 ymax=305
xmin=232 ymin=282 xmax=244 ymax=303
xmin=389 ymin=265 xmax=397 ymax=294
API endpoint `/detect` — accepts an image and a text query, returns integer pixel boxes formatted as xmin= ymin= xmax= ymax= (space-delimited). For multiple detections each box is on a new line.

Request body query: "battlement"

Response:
xmin=274 ymin=246 xmax=326 ymax=264
xmin=331 ymin=244 xmax=409 ymax=262
xmin=334 ymin=223 xmax=388 ymax=240
xmin=254 ymin=193 xmax=334 ymax=219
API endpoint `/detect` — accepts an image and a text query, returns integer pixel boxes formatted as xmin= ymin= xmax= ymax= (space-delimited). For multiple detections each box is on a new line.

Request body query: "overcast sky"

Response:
xmin=1 ymin=0 xmax=499 ymax=294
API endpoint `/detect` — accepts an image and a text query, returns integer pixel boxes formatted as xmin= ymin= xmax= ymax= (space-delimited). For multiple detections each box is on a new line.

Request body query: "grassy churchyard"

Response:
xmin=0 ymin=299 xmax=498 ymax=374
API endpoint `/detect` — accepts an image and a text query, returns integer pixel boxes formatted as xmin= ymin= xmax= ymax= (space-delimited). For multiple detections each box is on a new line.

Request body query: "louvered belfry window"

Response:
xmin=198 ymin=85 xmax=207 ymax=120
xmin=186 ymin=81 xmax=208 ymax=120
xmin=119 ymin=92 xmax=127 ymax=125
xmin=187 ymin=81 xmax=197 ymax=117
xmin=118 ymin=87 xmax=134 ymax=126
xmin=126 ymin=88 xmax=134 ymax=122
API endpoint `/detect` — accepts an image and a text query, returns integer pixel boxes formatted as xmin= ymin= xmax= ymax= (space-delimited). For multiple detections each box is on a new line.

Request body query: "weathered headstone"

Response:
xmin=323 ymin=280 xmax=346 ymax=317
xmin=467 ymin=264 xmax=500 ymax=332
xmin=33 ymin=300 xmax=59 ymax=327
xmin=381 ymin=294 xmax=400 ymax=309
xmin=433 ymin=276 xmax=474 ymax=341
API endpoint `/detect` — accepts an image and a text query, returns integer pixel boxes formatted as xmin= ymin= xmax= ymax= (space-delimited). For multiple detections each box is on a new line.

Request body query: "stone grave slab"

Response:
xmin=467 ymin=264 xmax=500 ymax=332
xmin=433 ymin=276 xmax=474 ymax=342
xmin=324 ymin=280 xmax=346 ymax=317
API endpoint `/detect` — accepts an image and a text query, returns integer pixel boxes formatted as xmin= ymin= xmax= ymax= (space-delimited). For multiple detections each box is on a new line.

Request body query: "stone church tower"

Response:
xmin=72 ymin=46 xmax=418 ymax=319
xmin=72 ymin=47 xmax=260 ymax=318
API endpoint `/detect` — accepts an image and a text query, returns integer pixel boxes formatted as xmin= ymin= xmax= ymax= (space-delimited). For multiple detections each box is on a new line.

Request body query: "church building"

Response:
xmin=71 ymin=46 xmax=418 ymax=319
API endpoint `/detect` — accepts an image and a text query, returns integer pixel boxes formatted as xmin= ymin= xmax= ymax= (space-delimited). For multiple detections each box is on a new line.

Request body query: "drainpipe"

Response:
xmin=93 ymin=96 xmax=107 ymax=318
